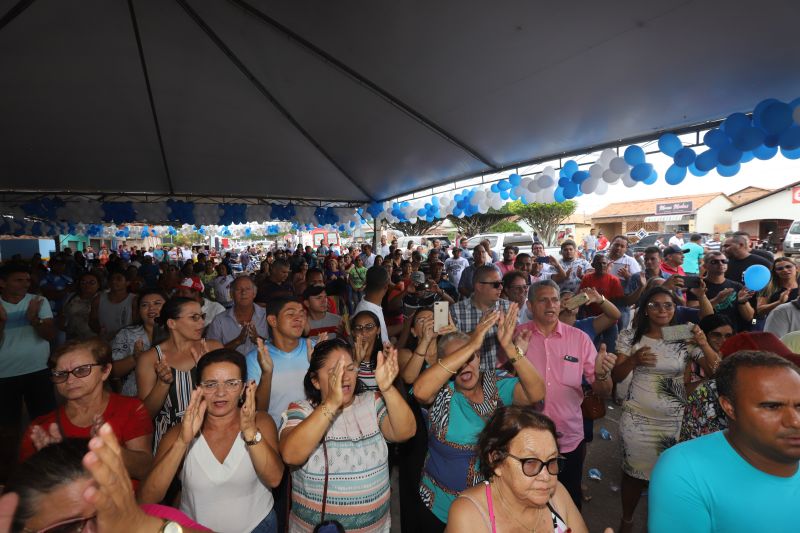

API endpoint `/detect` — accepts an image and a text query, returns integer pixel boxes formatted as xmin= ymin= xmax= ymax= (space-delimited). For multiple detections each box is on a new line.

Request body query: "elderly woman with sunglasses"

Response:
xmin=412 ymin=305 xmax=546 ymax=531
xmin=20 ymin=338 xmax=154 ymax=483
xmin=448 ymin=406 xmax=594 ymax=533
xmin=140 ymin=349 xmax=284 ymax=533
xmin=611 ymin=286 xmax=720 ymax=533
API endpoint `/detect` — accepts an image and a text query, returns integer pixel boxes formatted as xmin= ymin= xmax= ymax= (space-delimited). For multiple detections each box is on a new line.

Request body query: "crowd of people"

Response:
xmin=0 ymin=228 xmax=798 ymax=533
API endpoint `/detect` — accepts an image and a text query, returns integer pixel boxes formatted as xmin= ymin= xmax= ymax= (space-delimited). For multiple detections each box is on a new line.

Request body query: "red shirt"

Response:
xmin=20 ymin=393 xmax=153 ymax=461
xmin=660 ymin=261 xmax=686 ymax=278
xmin=579 ymin=272 xmax=624 ymax=315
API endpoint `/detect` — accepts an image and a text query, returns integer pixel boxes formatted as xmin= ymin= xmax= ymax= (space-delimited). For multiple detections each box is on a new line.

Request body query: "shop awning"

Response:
xmin=643 ymin=214 xmax=692 ymax=222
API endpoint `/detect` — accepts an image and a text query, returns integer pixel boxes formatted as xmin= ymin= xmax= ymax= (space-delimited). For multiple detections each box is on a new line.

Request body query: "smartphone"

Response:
xmin=662 ymin=323 xmax=695 ymax=342
xmin=563 ymin=292 xmax=589 ymax=311
xmin=681 ymin=275 xmax=701 ymax=289
xmin=433 ymin=301 xmax=449 ymax=333
xmin=535 ymin=256 xmax=550 ymax=264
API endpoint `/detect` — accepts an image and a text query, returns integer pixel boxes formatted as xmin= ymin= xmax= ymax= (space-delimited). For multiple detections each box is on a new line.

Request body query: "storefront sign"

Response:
xmin=655 ymin=201 xmax=693 ymax=215
xmin=792 ymin=186 xmax=800 ymax=204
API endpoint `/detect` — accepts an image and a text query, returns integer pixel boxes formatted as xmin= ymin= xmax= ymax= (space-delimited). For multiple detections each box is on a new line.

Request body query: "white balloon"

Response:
xmin=538 ymin=188 xmax=555 ymax=203
xmin=473 ymin=190 xmax=486 ymax=203
xmin=599 ymin=148 xmax=617 ymax=166
xmin=602 ymin=169 xmax=620 ymax=183
xmin=538 ymin=174 xmax=554 ymax=189
xmin=595 ymin=180 xmax=609 ymax=195
xmin=541 ymin=165 xmax=556 ymax=177
xmin=580 ymin=177 xmax=599 ymax=194
xmin=622 ymin=171 xmax=637 ymax=188
xmin=589 ymin=164 xmax=603 ymax=180
xmin=527 ymin=180 xmax=540 ymax=193
xmin=610 ymin=157 xmax=629 ymax=175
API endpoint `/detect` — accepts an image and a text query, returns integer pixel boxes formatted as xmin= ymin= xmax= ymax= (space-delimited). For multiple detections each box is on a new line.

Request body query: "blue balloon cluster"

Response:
xmin=365 ymin=201 xmax=384 ymax=219
xmin=102 ymin=202 xmax=136 ymax=224
xmin=452 ymin=189 xmax=481 ymax=217
xmin=114 ymin=226 xmax=131 ymax=239
xmin=219 ymin=203 xmax=248 ymax=225
xmin=270 ymin=203 xmax=296 ymax=221
xmin=167 ymin=200 xmax=196 ymax=225
xmin=622 ymin=145 xmax=658 ymax=185
xmin=490 ymin=174 xmax=522 ymax=201
xmin=21 ymin=197 xmax=65 ymax=220
xmin=314 ymin=207 xmax=339 ymax=226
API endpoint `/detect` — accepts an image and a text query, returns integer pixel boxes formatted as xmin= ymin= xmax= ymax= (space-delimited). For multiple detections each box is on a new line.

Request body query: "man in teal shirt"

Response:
xmin=681 ymin=233 xmax=705 ymax=274
xmin=649 ymin=350 xmax=800 ymax=532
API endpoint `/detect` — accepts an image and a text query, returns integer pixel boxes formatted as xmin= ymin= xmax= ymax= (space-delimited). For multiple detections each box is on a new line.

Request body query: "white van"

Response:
xmin=783 ymin=220 xmax=800 ymax=258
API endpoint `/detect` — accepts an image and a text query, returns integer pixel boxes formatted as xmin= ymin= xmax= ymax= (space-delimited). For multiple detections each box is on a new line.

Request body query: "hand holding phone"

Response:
xmin=433 ymin=301 xmax=449 ymax=333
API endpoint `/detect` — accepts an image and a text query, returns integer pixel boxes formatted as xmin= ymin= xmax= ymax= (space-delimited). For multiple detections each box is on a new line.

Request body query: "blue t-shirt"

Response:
xmin=246 ymin=339 xmax=312 ymax=429
xmin=649 ymin=431 xmax=800 ymax=532
xmin=682 ymin=242 xmax=704 ymax=275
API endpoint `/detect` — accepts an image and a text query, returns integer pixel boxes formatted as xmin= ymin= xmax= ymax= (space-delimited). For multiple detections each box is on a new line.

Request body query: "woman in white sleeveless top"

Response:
xmin=140 ymin=348 xmax=284 ymax=533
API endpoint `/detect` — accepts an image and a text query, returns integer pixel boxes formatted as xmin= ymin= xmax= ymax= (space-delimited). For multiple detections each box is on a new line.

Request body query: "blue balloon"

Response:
xmin=763 ymin=134 xmax=781 ymax=148
xmin=695 ymin=149 xmax=719 ymax=171
xmin=779 ymin=126 xmax=800 ymax=150
xmin=497 ymin=180 xmax=511 ymax=191
xmin=490 ymin=183 xmax=499 ymax=193
xmin=753 ymin=143 xmax=778 ymax=160
xmin=500 ymin=190 xmax=510 ymax=200
xmin=562 ymin=160 xmax=579 ymax=178
xmin=623 ymin=145 xmax=646 ymax=166
xmin=703 ymin=129 xmax=729 ymax=150
xmin=781 ymin=146 xmax=800 ymax=160
xmin=760 ymin=101 xmax=793 ymax=135
xmin=558 ymin=177 xmax=571 ymax=188
xmin=673 ymin=147 xmax=696 ymax=167
xmin=665 ymin=164 xmax=687 ymax=185
xmin=688 ymin=163 xmax=708 ymax=177
xmin=630 ymin=163 xmax=653 ymax=181
xmin=743 ymin=264 xmax=771 ymax=291
xmin=509 ymin=173 xmax=521 ymax=186
xmin=717 ymin=163 xmax=740 ymax=177
xmin=657 ymin=133 xmax=682 ymax=157
xmin=753 ymin=98 xmax=780 ymax=129
xmin=553 ymin=187 xmax=566 ymax=203
xmin=732 ymin=126 xmax=765 ymax=151
xmin=718 ymin=145 xmax=743 ymax=166
xmin=642 ymin=169 xmax=658 ymax=185
xmin=723 ymin=112 xmax=751 ymax=137
xmin=740 ymin=150 xmax=755 ymax=164
xmin=563 ymin=182 xmax=579 ymax=199
xmin=571 ymin=170 xmax=590 ymax=184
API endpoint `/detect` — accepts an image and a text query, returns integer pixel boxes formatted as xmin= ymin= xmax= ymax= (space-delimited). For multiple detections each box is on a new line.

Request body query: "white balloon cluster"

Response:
xmin=585 ymin=148 xmax=633 ymax=193
xmin=55 ymin=202 xmax=104 ymax=224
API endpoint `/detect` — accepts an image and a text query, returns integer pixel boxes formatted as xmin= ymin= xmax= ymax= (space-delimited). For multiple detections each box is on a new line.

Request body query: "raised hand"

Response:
xmin=736 ymin=287 xmax=755 ymax=304
xmin=256 ymin=337 xmax=273 ymax=373
xmin=154 ymin=360 xmax=174 ymax=385
xmin=496 ymin=303 xmax=520 ymax=348
xmin=583 ymin=287 xmax=603 ymax=304
xmin=90 ymin=414 xmax=105 ymax=438
xmin=133 ymin=339 xmax=145 ymax=356
xmin=691 ymin=324 xmax=710 ymax=349
xmin=325 ymin=356 xmax=345 ymax=410
xmin=632 ymin=346 xmax=657 ymax=367
xmin=576 ymin=266 xmax=584 ymax=279
xmin=354 ymin=335 xmax=369 ymax=364
xmin=470 ymin=310 xmax=499 ymax=347
xmin=26 ymin=296 xmax=42 ymax=323
xmin=779 ymin=288 xmax=791 ymax=304
xmin=513 ymin=329 xmax=533 ymax=355
xmin=710 ymin=287 xmax=734 ymax=306
xmin=30 ymin=423 xmax=63 ymax=451
xmin=239 ymin=380 xmax=258 ymax=436
xmin=179 ymin=389 xmax=206 ymax=445
xmin=689 ymin=278 xmax=707 ymax=300
xmin=247 ymin=323 xmax=260 ymax=344
xmin=596 ymin=343 xmax=617 ymax=376
xmin=375 ymin=343 xmax=400 ymax=393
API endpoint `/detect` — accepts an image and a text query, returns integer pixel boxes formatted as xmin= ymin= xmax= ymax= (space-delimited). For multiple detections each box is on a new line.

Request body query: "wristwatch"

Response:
xmin=508 ymin=344 xmax=526 ymax=364
xmin=243 ymin=430 xmax=262 ymax=446
xmin=159 ymin=520 xmax=184 ymax=533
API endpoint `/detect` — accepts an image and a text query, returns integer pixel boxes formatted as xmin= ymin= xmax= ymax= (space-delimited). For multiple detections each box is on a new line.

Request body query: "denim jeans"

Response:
xmin=251 ymin=509 xmax=277 ymax=533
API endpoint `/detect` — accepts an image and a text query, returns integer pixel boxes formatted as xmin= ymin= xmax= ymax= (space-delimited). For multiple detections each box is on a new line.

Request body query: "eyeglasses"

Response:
xmin=647 ymin=302 xmax=675 ymax=311
xmin=507 ymin=284 xmax=530 ymax=291
xmin=27 ymin=514 xmax=97 ymax=533
xmin=708 ymin=259 xmax=728 ymax=265
xmin=352 ymin=323 xmax=377 ymax=333
xmin=198 ymin=379 xmax=244 ymax=391
xmin=774 ymin=264 xmax=795 ymax=272
xmin=180 ymin=313 xmax=206 ymax=322
xmin=707 ymin=331 xmax=734 ymax=340
xmin=506 ymin=454 xmax=565 ymax=477
xmin=50 ymin=364 xmax=104 ymax=383
xmin=477 ymin=281 xmax=504 ymax=289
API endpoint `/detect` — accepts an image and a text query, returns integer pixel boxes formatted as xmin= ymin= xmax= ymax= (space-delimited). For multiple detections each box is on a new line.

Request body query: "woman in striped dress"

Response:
xmin=279 ymin=339 xmax=416 ymax=532
xmin=136 ymin=297 xmax=223 ymax=451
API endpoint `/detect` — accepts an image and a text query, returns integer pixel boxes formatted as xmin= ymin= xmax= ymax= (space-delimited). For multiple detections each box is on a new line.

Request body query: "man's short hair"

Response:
xmin=528 ymin=279 xmax=560 ymax=302
xmin=730 ymin=232 xmax=750 ymax=246
xmin=0 ymin=262 xmax=30 ymax=279
xmin=706 ymin=250 xmax=724 ymax=260
xmin=611 ymin=235 xmax=629 ymax=243
xmin=502 ymin=270 xmax=527 ymax=286
xmin=690 ymin=233 xmax=702 ymax=242
xmin=365 ymin=265 xmax=389 ymax=292
xmin=473 ymin=265 xmax=500 ymax=284
xmin=560 ymin=239 xmax=576 ymax=249
xmin=272 ymin=258 xmax=290 ymax=270
xmin=716 ymin=350 xmax=799 ymax=405
xmin=514 ymin=253 xmax=531 ymax=265
xmin=306 ymin=268 xmax=324 ymax=281
xmin=231 ymin=275 xmax=256 ymax=290
xmin=644 ymin=246 xmax=662 ymax=257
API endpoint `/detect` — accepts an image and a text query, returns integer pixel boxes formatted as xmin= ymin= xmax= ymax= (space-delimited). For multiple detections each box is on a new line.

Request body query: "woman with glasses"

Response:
xmin=60 ymin=271 xmax=102 ymax=341
xmin=19 ymin=338 xmax=154 ymax=483
xmin=350 ymin=310 xmax=384 ymax=391
xmin=447 ymin=406 xmax=590 ymax=533
xmin=136 ymin=297 xmax=224 ymax=451
xmin=140 ymin=349 xmax=284 ymax=533
xmin=412 ymin=307 xmax=545 ymax=532
xmin=279 ymin=338 xmax=416 ymax=532
xmin=111 ymin=289 xmax=168 ymax=397
xmin=756 ymin=257 xmax=799 ymax=320
xmin=611 ymin=287 xmax=720 ymax=533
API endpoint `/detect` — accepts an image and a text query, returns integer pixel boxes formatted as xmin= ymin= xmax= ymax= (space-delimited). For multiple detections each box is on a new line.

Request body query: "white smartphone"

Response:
xmin=433 ymin=301 xmax=449 ymax=333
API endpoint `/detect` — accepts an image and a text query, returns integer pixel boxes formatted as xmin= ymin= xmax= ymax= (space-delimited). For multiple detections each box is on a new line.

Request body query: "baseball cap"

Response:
xmin=302 ymin=285 xmax=326 ymax=300
xmin=662 ymin=246 xmax=684 ymax=257
xmin=410 ymin=271 xmax=426 ymax=285
xmin=179 ymin=276 xmax=204 ymax=293
xmin=720 ymin=331 xmax=800 ymax=366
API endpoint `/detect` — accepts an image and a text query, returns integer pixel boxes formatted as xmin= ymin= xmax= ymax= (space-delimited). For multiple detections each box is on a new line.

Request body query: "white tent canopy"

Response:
xmin=2 ymin=0 xmax=800 ymax=203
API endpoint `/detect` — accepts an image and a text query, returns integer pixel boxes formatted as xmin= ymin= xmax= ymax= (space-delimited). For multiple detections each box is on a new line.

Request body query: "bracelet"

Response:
xmin=508 ymin=344 xmax=525 ymax=364
xmin=413 ymin=350 xmax=426 ymax=358
xmin=437 ymin=359 xmax=458 ymax=375
xmin=319 ymin=403 xmax=336 ymax=423
xmin=599 ymin=295 xmax=606 ymax=305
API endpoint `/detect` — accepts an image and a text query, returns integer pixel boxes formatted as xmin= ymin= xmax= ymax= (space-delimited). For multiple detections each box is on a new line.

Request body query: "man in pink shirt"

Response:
xmin=514 ymin=279 xmax=616 ymax=508
xmin=494 ymin=245 xmax=517 ymax=275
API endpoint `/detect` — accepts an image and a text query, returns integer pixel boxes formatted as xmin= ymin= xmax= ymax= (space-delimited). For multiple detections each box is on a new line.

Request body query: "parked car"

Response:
xmin=396 ymin=234 xmax=452 ymax=254
xmin=465 ymin=233 xmax=560 ymax=258
xmin=783 ymin=220 xmax=800 ymax=258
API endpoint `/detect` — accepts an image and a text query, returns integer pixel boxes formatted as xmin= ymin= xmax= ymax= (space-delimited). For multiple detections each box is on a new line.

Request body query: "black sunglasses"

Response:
xmin=477 ymin=281 xmax=504 ymax=289
xmin=506 ymin=454 xmax=566 ymax=477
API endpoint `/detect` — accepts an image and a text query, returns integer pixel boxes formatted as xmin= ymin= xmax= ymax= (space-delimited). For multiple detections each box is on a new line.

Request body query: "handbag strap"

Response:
xmin=320 ymin=441 xmax=330 ymax=522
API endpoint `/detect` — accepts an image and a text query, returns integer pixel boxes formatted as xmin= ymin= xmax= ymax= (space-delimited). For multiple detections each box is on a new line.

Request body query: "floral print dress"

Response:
xmin=616 ymin=329 xmax=702 ymax=480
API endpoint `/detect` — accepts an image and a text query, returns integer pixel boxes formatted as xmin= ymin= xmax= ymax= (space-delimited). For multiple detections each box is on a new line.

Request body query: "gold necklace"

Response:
xmin=493 ymin=480 xmax=542 ymax=533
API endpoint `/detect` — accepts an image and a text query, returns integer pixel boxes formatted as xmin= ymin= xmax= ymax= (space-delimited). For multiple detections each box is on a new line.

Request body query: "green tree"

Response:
xmin=489 ymin=220 xmax=523 ymax=233
xmin=508 ymin=200 xmax=577 ymax=246
xmin=386 ymin=218 xmax=444 ymax=236
xmin=446 ymin=204 xmax=514 ymax=237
